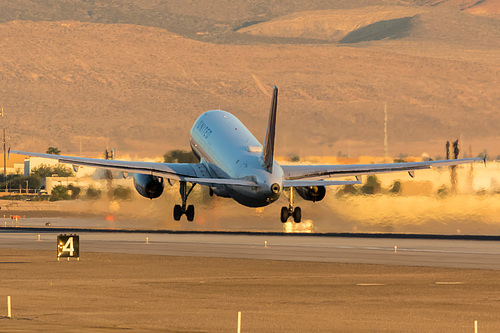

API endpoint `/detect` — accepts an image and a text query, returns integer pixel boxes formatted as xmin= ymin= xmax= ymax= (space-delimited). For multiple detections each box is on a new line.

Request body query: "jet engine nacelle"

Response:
xmin=295 ymin=186 xmax=326 ymax=202
xmin=133 ymin=174 xmax=164 ymax=199
xmin=211 ymin=186 xmax=232 ymax=198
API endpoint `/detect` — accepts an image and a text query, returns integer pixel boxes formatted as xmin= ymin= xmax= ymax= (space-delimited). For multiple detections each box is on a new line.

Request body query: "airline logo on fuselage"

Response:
xmin=196 ymin=120 xmax=213 ymax=139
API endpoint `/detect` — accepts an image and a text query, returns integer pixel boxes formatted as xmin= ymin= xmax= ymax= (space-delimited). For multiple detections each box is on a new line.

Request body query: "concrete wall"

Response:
xmin=42 ymin=177 xmax=78 ymax=195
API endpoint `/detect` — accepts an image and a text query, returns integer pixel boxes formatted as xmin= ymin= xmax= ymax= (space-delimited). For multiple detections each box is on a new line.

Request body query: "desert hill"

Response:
xmin=465 ymin=0 xmax=500 ymax=17
xmin=236 ymin=6 xmax=427 ymax=42
xmin=1 ymin=0 xmax=497 ymax=44
xmin=0 ymin=1 xmax=498 ymax=158
xmin=1 ymin=0 xmax=404 ymax=44
xmin=0 ymin=19 xmax=498 ymax=158
xmin=237 ymin=4 xmax=499 ymax=47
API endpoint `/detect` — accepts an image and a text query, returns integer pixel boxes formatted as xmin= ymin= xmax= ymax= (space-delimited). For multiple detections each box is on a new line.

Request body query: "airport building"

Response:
xmin=0 ymin=153 xmax=27 ymax=176
xmin=23 ymin=157 xmax=60 ymax=177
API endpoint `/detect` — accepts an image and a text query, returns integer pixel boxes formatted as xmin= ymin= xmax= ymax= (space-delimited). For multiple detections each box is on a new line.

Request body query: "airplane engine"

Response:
xmin=133 ymin=174 xmax=164 ymax=199
xmin=295 ymin=186 xmax=326 ymax=202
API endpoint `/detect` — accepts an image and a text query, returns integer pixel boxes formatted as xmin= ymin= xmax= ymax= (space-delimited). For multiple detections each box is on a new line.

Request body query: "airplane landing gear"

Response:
xmin=173 ymin=181 xmax=196 ymax=221
xmin=281 ymin=188 xmax=301 ymax=223
xmin=280 ymin=207 xmax=289 ymax=223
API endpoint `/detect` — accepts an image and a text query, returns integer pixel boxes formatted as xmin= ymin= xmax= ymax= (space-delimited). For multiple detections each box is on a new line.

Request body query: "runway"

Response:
xmin=1 ymin=229 xmax=499 ymax=269
xmin=2 ymin=228 xmax=500 ymax=331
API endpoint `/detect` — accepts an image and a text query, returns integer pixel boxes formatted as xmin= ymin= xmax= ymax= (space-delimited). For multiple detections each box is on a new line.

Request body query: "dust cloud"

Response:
xmin=9 ymin=186 xmax=500 ymax=235
xmin=6 ymin=163 xmax=500 ymax=235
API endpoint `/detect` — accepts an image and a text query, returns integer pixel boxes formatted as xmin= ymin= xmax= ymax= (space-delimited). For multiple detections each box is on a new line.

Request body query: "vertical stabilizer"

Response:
xmin=261 ymin=86 xmax=278 ymax=173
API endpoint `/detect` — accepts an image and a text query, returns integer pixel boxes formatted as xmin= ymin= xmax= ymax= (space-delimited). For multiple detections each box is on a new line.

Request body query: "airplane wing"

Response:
xmin=281 ymin=158 xmax=483 ymax=181
xmin=10 ymin=150 xmax=256 ymax=187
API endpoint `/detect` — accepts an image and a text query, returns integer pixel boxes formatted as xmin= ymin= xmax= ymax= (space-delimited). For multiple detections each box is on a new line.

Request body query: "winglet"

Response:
xmin=261 ymin=86 xmax=278 ymax=173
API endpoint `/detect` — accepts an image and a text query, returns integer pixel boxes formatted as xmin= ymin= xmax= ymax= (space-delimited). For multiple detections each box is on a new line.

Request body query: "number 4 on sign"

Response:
xmin=62 ymin=237 xmax=74 ymax=256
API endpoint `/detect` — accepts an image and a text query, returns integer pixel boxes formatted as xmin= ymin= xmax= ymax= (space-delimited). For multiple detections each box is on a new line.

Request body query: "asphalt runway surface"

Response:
xmin=1 ymin=229 xmax=499 ymax=269
xmin=1 ymin=227 xmax=500 ymax=332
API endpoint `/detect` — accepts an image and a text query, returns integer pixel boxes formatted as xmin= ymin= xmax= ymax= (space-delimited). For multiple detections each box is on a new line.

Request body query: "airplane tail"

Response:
xmin=261 ymin=86 xmax=278 ymax=173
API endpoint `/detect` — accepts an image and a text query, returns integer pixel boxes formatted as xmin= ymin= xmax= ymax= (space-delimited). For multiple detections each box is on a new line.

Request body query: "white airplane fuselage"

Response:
xmin=189 ymin=110 xmax=283 ymax=207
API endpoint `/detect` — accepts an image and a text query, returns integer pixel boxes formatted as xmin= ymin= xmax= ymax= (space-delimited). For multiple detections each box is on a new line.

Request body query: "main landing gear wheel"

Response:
xmin=173 ymin=204 xmax=182 ymax=221
xmin=280 ymin=207 xmax=289 ymax=223
xmin=173 ymin=181 xmax=196 ymax=221
xmin=186 ymin=205 xmax=195 ymax=222
xmin=281 ymin=188 xmax=302 ymax=223
xmin=293 ymin=207 xmax=301 ymax=223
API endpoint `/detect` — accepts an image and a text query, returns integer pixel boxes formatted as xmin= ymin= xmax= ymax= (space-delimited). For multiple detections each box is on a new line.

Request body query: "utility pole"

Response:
xmin=3 ymin=129 xmax=6 ymax=193
xmin=384 ymin=101 xmax=388 ymax=162
xmin=1 ymin=107 xmax=6 ymax=193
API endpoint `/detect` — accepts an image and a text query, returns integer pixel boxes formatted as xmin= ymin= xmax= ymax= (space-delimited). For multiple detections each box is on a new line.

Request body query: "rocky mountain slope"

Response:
xmin=0 ymin=0 xmax=498 ymax=158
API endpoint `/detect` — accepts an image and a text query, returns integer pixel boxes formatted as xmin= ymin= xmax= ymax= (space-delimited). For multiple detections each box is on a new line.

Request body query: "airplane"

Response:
xmin=11 ymin=87 xmax=482 ymax=223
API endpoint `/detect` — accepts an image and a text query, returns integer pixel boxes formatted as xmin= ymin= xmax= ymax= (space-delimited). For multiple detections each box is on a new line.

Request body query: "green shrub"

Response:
xmin=86 ymin=186 xmax=102 ymax=199
xmin=46 ymin=147 xmax=61 ymax=155
xmin=67 ymin=184 xmax=81 ymax=199
xmin=164 ymin=150 xmax=198 ymax=163
xmin=32 ymin=164 xmax=74 ymax=178
xmin=50 ymin=186 xmax=71 ymax=201
xmin=389 ymin=181 xmax=402 ymax=195
xmin=360 ymin=175 xmax=382 ymax=195
xmin=437 ymin=185 xmax=448 ymax=197
xmin=336 ymin=184 xmax=359 ymax=196
xmin=111 ymin=186 xmax=133 ymax=200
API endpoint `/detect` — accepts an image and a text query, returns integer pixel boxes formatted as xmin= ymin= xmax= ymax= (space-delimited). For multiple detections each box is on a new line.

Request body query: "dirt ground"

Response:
xmin=0 ymin=249 xmax=499 ymax=332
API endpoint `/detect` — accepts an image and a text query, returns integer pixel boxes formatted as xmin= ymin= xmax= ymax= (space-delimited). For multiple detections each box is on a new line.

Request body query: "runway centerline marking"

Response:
xmin=356 ymin=283 xmax=386 ymax=286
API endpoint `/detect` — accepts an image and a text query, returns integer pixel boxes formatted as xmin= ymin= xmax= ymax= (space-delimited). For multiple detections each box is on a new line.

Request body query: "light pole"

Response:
xmin=3 ymin=129 xmax=6 ymax=193
xmin=1 ymin=107 xmax=5 ymax=193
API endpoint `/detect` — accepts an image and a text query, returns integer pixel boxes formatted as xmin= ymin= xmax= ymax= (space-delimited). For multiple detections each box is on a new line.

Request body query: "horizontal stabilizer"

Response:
xmin=184 ymin=178 xmax=257 ymax=187
xmin=283 ymin=180 xmax=361 ymax=188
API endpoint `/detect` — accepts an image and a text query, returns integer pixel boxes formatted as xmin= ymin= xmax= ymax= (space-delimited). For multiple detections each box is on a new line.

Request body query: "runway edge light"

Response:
xmin=237 ymin=311 xmax=241 ymax=333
